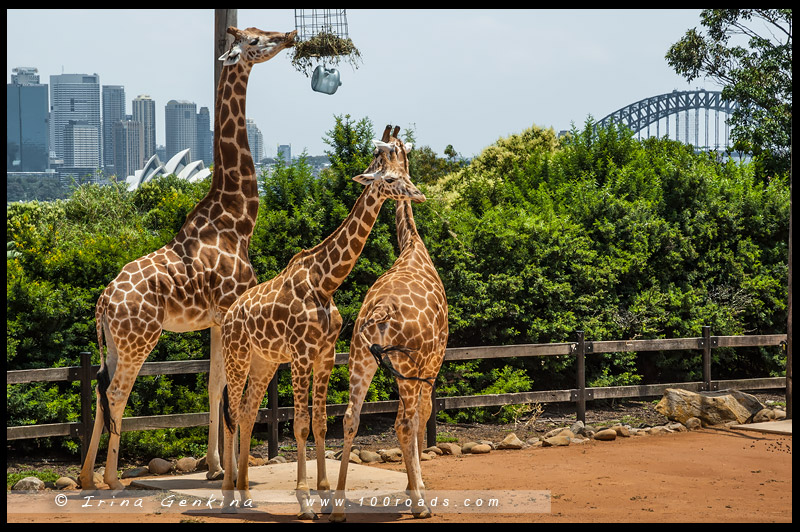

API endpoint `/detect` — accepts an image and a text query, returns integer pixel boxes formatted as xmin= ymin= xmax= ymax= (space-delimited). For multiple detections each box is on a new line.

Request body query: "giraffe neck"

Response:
xmin=395 ymin=199 xmax=421 ymax=251
xmin=306 ymin=185 xmax=385 ymax=298
xmin=181 ymin=61 xmax=259 ymax=240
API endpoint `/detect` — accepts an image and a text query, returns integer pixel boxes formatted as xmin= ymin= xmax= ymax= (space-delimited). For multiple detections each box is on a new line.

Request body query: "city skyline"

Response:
xmin=7 ymin=9 xmax=720 ymax=160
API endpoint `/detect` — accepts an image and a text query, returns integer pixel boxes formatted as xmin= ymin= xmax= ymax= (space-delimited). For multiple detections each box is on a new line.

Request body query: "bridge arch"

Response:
xmin=595 ymin=90 xmax=739 ymax=151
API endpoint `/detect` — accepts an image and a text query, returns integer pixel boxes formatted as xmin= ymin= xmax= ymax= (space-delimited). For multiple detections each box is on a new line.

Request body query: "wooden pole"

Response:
xmin=575 ymin=331 xmax=586 ymax=424
xmin=786 ymin=138 xmax=792 ymax=418
xmin=702 ymin=326 xmax=712 ymax=391
xmin=268 ymin=376 xmax=279 ymax=459
xmin=79 ymin=351 xmax=93 ymax=463
xmin=214 ymin=9 xmax=237 ymax=113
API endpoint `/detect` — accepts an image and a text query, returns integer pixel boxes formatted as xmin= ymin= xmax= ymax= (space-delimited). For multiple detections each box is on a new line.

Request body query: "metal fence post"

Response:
xmin=267 ymin=375 xmax=279 ymax=459
xmin=702 ymin=326 xmax=712 ymax=391
xmin=79 ymin=351 xmax=93 ymax=463
xmin=575 ymin=331 xmax=586 ymax=424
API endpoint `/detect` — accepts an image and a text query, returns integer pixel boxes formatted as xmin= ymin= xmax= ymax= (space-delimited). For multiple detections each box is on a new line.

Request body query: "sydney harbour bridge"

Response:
xmin=595 ymin=89 xmax=738 ymax=152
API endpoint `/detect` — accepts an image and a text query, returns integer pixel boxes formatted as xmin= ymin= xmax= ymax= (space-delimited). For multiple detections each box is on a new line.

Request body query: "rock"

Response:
xmin=666 ymin=422 xmax=687 ymax=432
xmin=176 ymin=457 xmax=198 ymax=472
xmin=542 ymin=435 xmax=571 ymax=447
xmin=649 ymin=426 xmax=669 ymax=435
xmin=93 ymin=472 xmax=104 ymax=485
xmin=121 ymin=467 xmax=150 ymax=479
xmin=570 ymin=421 xmax=586 ymax=435
xmin=570 ymin=437 xmax=589 ymax=444
xmin=528 ymin=439 xmax=543 ymax=448
xmin=13 ymin=477 xmax=45 ymax=491
xmin=497 ymin=433 xmax=524 ymax=450
xmin=470 ymin=443 xmax=492 ymax=454
xmin=773 ymin=409 xmax=787 ymax=420
xmin=424 ymin=446 xmax=443 ymax=456
xmin=148 ymin=458 xmax=174 ymax=475
xmin=612 ymin=425 xmax=631 ymax=437
xmin=419 ymin=452 xmax=432 ymax=461
xmin=379 ymin=448 xmax=403 ymax=462
xmin=684 ymin=417 xmax=703 ymax=430
xmin=478 ymin=440 xmax=496 ymax=450
xmin=436 ymin=442 xmax=461 ymax=455
xmin=325 ymin=450 xmax=337 ymax=460
xmin=347 ymin=452 xmax=362 ymax=464
xmin=268 ymin=455 xmax=288 ymax=465
xmin=461 ymin=442 xmax=479 ymax=453
xmin=655 ymin=388 xmax=762 ymax=425
xmin=55 ymin=476 xmax=78 ymax=490
xmin=195 ymin=455 xmax=208 ymax=471
xmin=359 ymin=450 xmax=382 ymax=463
xmin=593 ymin=428 xmax=617 ymax=441
xmin=248 ymin=455 xmax=266 ymax=467
xmin=752 ymin=408 xmax=776 ymax=423
xmin=544 ymin=427 xmax=575 ymax=440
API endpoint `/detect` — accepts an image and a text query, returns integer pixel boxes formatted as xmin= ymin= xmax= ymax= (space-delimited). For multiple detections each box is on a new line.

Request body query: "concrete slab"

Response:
xmin=730 ymin=419 xmax=792 ymax=435
xmin=131 ymin=459 xmax=408 ymax=505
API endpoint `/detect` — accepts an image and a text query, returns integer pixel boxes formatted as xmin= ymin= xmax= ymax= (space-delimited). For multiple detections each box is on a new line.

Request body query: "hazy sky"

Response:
xmin=7 ymin=9 xmax=718 ymax=159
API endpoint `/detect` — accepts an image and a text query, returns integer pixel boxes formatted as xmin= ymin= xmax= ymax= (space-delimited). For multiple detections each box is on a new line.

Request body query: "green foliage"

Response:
xmin=6 ymin=115 xmax=789 ymax=451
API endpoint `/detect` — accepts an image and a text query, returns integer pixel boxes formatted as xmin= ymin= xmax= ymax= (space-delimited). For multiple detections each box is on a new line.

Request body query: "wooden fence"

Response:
xmin=7 ymin=326 xmax=787 ymax=461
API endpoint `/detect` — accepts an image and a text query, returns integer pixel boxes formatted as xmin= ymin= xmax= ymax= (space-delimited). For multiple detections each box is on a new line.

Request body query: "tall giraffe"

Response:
xmin=220 ymin=126 xmax=424 ymax=518
xmin=78 ymin=27 xmax=296 ymax=490
xmin=330 ymin=196 xmax=448 ymax=522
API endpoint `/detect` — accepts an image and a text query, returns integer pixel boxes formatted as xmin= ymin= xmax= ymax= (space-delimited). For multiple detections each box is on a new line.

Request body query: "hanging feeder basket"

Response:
xmin=291 ymin=9 xmax=362 ymax=78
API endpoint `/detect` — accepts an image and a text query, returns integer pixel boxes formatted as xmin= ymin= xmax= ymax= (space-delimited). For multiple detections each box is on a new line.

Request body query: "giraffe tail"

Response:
xmin=362 ymin=331 xmax=434 ymax=387
xmin=95 ymin=291 xmax=113 ymax=434
xmin=222 ymin=385 xmax=234 ymax=432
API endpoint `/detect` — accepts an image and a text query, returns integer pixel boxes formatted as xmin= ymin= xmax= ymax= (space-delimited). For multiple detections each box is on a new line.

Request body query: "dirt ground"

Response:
xmin=7 ymin=394 xmax=792 ymax=523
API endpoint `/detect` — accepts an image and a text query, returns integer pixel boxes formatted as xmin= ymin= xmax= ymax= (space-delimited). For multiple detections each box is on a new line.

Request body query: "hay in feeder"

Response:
xmin=290 ymin=31 xmax=362 ymax=77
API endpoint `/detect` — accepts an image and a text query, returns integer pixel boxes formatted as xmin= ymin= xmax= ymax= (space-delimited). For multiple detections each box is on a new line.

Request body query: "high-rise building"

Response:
xmin=112 ymin=120 xmax=144 ymax=181
xmin=246 ymin=119 xmax=263 ymax=164
xmin=49 ymin=73 xmax=101 ymax=165
xmin=196 ymin=106 xmax=212 ymax=165
xmin=277 ymin=144 xmax=291 ymax=163
xmin=64 ymin=119 xmax=100 ymax=167
xmin=102 ymin=85 xmax=126 ymax=174
xmin=165 ymin=99 xmax=197 ymax=161
xmin=133 ymin=94 xmax=156 ymax=161
xmin=7 ymin=67 xmax=49 ymax=172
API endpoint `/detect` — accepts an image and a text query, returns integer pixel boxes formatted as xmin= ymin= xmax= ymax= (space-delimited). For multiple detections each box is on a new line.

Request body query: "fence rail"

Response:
xmin=7 ymin=327 xmax=787 ymax=460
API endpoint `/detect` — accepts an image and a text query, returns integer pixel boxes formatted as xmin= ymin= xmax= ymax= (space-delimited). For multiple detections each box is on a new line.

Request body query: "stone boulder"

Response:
xmin=655 ymin=388 xmax=763 ymax=425
xmin=359 ymin=450 xmax=382 ymax=463
xmin=497 ymin=433 xmax=525 ymax=450
xmin=593 ymin=428 xmax=617 ymax=441
xmin=436 ymin=442 xmax=461 ymax=456
xmin=13 ymin=476 xmax=45 ymax=491
xmin=148 ymin=458 xmax=174 ymax=475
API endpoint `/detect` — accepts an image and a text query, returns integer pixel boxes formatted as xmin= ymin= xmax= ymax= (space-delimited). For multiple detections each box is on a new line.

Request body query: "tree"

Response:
xmin=665 ymin=9 xmax=792 ymax=176
xmin=667 ymin=9 xmax=792 ymax=417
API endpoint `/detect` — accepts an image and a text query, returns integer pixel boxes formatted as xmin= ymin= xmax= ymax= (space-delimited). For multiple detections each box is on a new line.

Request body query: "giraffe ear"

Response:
xmin=219 ymin=45 xmax=242 ymax=65
xmin=352 ymin=171 xmax=378 ymax=185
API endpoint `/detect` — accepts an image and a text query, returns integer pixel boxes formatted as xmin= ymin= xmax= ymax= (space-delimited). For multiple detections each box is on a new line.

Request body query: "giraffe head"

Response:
xmin=219 ymin=27 xmax=297 ymax=66
xmin=353 ymin=125 xmax=426 ymax=203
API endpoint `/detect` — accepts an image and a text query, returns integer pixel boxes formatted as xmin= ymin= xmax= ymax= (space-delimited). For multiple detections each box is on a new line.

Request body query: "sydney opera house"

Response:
xmin=125 ymin=148 xmax=211 ymax=191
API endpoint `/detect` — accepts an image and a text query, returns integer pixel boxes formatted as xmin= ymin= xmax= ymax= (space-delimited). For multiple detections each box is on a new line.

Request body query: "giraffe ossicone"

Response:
xmin=77 ymin=26 xmax=295 ymax=492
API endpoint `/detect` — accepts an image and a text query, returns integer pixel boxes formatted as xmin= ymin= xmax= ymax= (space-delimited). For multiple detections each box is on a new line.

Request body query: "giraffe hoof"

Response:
xmin=412 ymin=507 xmax=432 ymax=519
xmin=328 ymin=513 xmax=346 ymax=523
xmin=206 ymin=469 xmax=224 ymax=481
xmin=297 ymin=510 xmax=319 ymax=520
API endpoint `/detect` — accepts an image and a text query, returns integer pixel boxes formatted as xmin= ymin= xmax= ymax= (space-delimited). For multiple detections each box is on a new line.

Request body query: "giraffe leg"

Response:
xmin=290 ymin=357 xmax=318 ymax=520
xmin=396 ymin=380 xmax=431 ymax=518
xmin=417 ymin=383 xmax=434 ymax=461
xmin=78 ymin=388 xmax=109 ymax=490
xmin=206 ymin=325 xmax=226 ymax=480
xmin=234 ymin=356 xmax=278 ymax=507
xmin=101 ymin=353 xmax=153 ymax=491
xmin=311 ymin=341 xmax=336 ymax=513
xmin=221 ymin=374 xmax=243 ymax=510
xmin=330 ymin=349 xmax=378 ymax=523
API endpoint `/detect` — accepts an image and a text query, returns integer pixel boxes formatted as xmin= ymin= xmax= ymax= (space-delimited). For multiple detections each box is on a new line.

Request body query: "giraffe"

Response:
xmin=77 ymin=27 xmax=296 ymax=491
xmin=330 ymin=194 xmax=448 ymax=522
xmin=220 ymin=125 xmax=425 ymax=518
